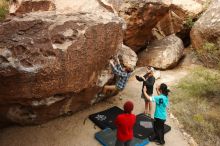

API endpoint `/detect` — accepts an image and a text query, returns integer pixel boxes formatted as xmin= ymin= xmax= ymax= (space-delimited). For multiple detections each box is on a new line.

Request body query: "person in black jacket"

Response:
xmin=136 ymin=67 xmax=155 ymax=117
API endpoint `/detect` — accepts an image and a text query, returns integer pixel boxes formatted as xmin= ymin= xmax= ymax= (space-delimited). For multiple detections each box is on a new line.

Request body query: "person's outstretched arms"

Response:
xmin=116 ymin=55 xmax=121 ymax=65
xmin=110 ymin=60 xmax=127 ymax=77
xmin=115 ymin=56 xmax=124 ymax=71
xmin=143 ymin=73 xmax=148 ymax=79
xmin=135 ymin=75 xmax=145 ymax=82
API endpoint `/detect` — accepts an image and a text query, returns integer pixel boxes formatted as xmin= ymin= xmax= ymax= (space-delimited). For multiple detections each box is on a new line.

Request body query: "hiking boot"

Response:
xmin=155 ymin=139 xmax=165 ymax=145
xmin=155 ymin=141 xmax=165 ymax=145
xmin=148 ymin=135 xmax=157 ymax=142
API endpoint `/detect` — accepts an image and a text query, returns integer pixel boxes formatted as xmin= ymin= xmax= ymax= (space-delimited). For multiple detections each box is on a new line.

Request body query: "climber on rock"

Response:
xmin=99 ymin=55 xmax=133 ymax=99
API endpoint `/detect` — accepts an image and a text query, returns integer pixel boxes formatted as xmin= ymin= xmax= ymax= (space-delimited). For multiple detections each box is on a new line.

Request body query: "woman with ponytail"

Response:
xmin=143 ymin=83 xmax=170 ymax=145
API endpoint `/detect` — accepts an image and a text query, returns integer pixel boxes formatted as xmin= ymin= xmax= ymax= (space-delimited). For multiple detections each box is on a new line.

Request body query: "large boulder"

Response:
xmin=117 ymin=44 xmax=138 ymax=70
xmin=117 ymin=0 xmax=170 ymax=52
xmin=0 ymin=12 xmax=123 ymax=126
xmin=137 ymin=34 xmax=184 ymax=69
xmin=153 ymin=0 xmax=203 ymax=45
xmin=9 ymin=0 xmax=56 ymax=14
xmin=190 ymin=0 xmax=220 ymax=68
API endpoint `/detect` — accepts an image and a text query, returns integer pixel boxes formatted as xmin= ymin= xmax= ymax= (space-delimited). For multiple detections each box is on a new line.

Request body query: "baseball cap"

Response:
xmin=123 ymin=101 xmax=134 ymax=113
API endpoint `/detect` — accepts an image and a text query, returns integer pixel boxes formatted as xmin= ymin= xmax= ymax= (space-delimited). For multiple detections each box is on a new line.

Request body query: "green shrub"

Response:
xmin=197 ymin=42 xmax=220 ymax=68
xmin=0 ymin=0 xmax=9 ymax=21
xmin=184 ymin=17 xmax=195 ymax=29
xmin=170 ymin=67 xmax=220 ymax=146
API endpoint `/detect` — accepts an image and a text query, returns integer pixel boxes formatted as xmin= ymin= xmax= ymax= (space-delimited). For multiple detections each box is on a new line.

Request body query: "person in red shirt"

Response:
xmin=115 ymin=101 xmax=136 ymax=146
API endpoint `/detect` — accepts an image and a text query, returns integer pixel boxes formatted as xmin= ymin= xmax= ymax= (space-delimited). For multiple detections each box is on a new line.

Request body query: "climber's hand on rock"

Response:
xmin=109 ymin=59 xmax=114 ymax=66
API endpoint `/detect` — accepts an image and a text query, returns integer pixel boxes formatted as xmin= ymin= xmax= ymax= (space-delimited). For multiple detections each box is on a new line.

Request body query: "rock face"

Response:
xmin=103 ymin=0 xmax=124 ymax=13
xmin=9 ymin=0 xmax=118 ymax=15
xmin=106 ymin=0 xmax=204 ymax=51
xmin=9 ymin=0 xmax=56 ymax=14
xmin=0 ymin=11 xmax=123 ymax=126
xmin=137 ymin=35 xmax=184 ymax=69
xmin=54 ymin=0 xmax=110 ymax=14
xmin=191 ymin=0 xmax=220 ymax=68
xmin=118 ymin=0 xmax=170 ymax=52
xmin=153 ymin=0 xmax=203 ymax=45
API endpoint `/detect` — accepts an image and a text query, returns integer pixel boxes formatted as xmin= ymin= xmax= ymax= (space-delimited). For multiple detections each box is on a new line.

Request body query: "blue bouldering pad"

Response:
xmin=95 ymin=128 xmax=149 ymax=146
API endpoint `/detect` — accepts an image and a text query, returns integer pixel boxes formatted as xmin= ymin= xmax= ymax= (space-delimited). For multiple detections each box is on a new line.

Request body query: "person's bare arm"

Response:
xmin=141 ymin=76 xmax=146 ymax=81
xmin=156 ymin=85 xmax=160 ymax=95
xmin=109 ymin=59 xmax=115 ymax=67
xmin=143 ymin=86 xmax=151 ymax=101
xmin=117 ymin=56 xmax=120 ymax=65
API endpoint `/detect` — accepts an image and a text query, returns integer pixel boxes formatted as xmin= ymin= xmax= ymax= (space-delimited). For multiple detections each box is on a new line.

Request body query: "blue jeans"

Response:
xmin=115 ymin=139 xmax=132 ymax=146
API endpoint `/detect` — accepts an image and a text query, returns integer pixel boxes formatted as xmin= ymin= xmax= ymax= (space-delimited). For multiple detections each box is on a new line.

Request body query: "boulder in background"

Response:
xmin=153 ymin=0 xmax=203 ymax=46
xmin=137 ymin=34 xmax=184 ymax=69
xmin=117 ymin=44 xmax=138 ymax=70
xmin=118 ymin=0 xmax=170 ymax=52
xmin=190 ymin=0 xmax=220 ymax=68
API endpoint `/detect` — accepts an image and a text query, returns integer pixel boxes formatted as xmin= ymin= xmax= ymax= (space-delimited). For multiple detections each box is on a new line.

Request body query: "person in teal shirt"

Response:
xmin=143 ymin=83 xmax=170 ymax=145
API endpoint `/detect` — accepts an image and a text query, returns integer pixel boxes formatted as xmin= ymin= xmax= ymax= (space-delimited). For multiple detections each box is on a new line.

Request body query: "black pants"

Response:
xmin=153 ymin=118 xmax=165 ymax=144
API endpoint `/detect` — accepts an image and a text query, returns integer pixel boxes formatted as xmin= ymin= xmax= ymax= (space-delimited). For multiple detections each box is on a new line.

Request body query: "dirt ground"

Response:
xmin=0 ymin=66 xmax=194 ymax=146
